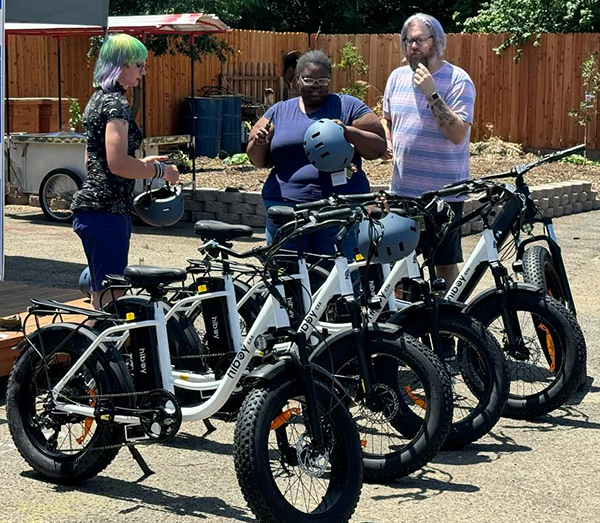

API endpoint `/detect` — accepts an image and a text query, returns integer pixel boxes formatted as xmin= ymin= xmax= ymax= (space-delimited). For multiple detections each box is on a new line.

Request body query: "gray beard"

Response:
xmin=409 ymin=54 xmax=430 ymax=71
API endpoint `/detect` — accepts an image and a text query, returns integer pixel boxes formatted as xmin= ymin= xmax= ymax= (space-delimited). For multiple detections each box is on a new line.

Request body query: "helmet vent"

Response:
xmin=311 ymin=132 xmax=322 ymax=139
xmin=314 ymin=141 xmax=325 ymax=149
xmin=398 ymin=241 xmax=405 ymax=251
xmin=320 ymin=151 xmax=331 ymax=159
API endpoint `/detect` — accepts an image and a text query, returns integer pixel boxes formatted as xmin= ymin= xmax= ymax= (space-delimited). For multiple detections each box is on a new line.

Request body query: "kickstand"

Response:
xmin=128 ymin=445 xmax=154 ymax=477
xmin=203 ymin=418 xmax=217 ymax=434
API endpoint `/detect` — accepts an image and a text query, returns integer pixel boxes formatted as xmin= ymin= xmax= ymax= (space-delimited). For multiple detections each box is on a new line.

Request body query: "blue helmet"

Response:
xmin=303 ymin=118 xmax=354 ymax=172
xmin=356 ymin=213 xmax=420 ymax=264
xmin=79 ymin=267 xmax=91 ymax=297
xmin=133 ymin=184 xmax=184 ymax=227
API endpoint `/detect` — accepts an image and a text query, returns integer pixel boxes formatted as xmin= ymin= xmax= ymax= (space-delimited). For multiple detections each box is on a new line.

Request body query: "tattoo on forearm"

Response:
xmin=430 ymin=97 xmax=462 ymax=129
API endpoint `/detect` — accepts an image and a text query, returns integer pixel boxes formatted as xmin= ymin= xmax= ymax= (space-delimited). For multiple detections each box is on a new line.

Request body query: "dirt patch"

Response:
xmin=182 ymin=139 xmax=600 ymax=194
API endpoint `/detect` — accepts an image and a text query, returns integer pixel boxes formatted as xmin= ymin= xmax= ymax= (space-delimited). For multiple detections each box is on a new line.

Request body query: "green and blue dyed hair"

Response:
xmin=93 ymin=34 xmax=148 ymax=91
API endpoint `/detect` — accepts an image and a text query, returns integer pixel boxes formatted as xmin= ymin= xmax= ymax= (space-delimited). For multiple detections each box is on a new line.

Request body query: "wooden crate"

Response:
xmin=39 ymin=98 xmax=72 ymax=132
xmin=8 ymin=99 xmax=43 ymax=133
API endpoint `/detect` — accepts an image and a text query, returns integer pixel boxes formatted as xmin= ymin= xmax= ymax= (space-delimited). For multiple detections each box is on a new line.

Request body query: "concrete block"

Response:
xmin=560 ymin=194 xmax=570 ymax=206
xmin=215 ymin=190 xmax=245 ymax=204
xmin=203 ymin=201 xmax=229 ymax=214
xmin=192 ymin=188 xmax=220 ymax=202
xmin=215 ymin=212 xmax=241 ymax=224
xmin=544 ymin=208 xmax=555 ymax=218
xmin=540 ymin=197 xmax=550 ymax=210
xmin=574 ymin=202 xmax=584 ymax=213
xmin=551 ymin=195 xmax=561 ymax=208
xmin=191 ymin=211 xmax=216 ymax=222
xmin=583 ymin=201 xmax=593 ymax=211
xmin=580 ymin=191 xmax=588 ymax=202
xmin=589 ymin=190 xmax=598 ymax=201
xmin=564 ymin=203 xmax=574 ymax=215
xmin=471 ymin=220 xmax=483 ymax=233
xmin=554 ymin=206 xmax=564 ymax=217
xmin=592 ymin=199 xmax=600 ymax=210
xmin=183 ymin=199 xmax=204 ymax=211
xmin=241 ymin=214 xmax=266 ymax=228
xmin=181 ymin=210 xmax=193 ymax=222
xmin=581 ymin=182 xmax=592 ymax=192
xmin=244 ymin=192 xmax=263 ymax=205
xmin=571 ymin=193 xmax=579 ymax=204
xmin=461 ymin=223 xmax=472 ymax=236
xmin=29 ymin=195 xmax=40 ymax=207
xmin=255 ymin=205 xmax=267 ymax=217
xmin=534 ymin=186 xmax=552 ymax=198
xmin=229 ymin=203 xmax=256 ymax=215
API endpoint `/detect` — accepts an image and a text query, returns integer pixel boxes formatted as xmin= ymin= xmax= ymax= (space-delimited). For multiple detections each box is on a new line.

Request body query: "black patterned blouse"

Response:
xmin=71 ymin=83 xmax=143 ymax=215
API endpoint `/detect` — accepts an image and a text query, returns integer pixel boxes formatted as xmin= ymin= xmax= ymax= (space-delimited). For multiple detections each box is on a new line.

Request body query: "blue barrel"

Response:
xmin=184 ymin=97 xmax=222 ymax=158
xmin=218 ymin=95 xmax=242 ymax=155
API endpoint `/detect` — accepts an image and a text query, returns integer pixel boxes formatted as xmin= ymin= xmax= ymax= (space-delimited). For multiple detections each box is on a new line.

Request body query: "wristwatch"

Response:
xmin=428 ymin=91 xmax=440 ymax=103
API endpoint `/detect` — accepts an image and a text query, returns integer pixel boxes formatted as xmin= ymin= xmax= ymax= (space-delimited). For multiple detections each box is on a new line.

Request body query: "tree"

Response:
xmin=462 ymin=0 xmax=600 ymax=60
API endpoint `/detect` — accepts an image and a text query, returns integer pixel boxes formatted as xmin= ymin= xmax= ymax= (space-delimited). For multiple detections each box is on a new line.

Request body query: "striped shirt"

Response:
xmin=383 ymin=62 xmax=476 ymax=199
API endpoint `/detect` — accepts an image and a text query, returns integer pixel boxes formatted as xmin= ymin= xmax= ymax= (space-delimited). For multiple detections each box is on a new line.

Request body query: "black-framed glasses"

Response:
xmin=300 ymin=77 xmax=331 ymax=86
xmin=402 ymin=36 xmax=433 ymax=46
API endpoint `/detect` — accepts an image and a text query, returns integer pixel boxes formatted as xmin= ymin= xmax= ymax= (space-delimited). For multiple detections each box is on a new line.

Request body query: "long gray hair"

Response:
xmin=400 ymin=13 xmax=446 ymax=58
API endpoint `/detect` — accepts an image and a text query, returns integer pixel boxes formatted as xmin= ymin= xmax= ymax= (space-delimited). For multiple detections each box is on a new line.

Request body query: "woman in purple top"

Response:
xmin=247 ymin=50 xmax=386 ymax=255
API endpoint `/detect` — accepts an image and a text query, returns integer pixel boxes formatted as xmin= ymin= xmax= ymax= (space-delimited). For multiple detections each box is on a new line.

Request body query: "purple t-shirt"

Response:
xmin=262 ymin=94 xmax=372 ymax=202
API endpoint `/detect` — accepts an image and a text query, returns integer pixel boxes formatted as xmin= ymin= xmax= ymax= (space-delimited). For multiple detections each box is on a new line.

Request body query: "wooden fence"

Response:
xmin=5 ymin=30 xmax=600 ymax=150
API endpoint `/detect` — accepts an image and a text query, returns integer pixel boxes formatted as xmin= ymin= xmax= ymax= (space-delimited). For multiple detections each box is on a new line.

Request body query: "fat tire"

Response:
xmin=468 ymin=290 xmax=586 ymax=419
xmin=311 ymin=333 xmax=453 ymax=482
xmin=7 ymin=327 xmax=133 ymax=483
xmin=234 ymin=379 xmax=362 ymax=523
xmin=391 ymin=311 xmax=509 ymax=449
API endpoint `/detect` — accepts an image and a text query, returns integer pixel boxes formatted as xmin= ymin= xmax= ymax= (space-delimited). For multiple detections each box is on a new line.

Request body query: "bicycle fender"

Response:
xmin=387 ymin=299 xmax=465 ymax=327
xmin=18 ymin=323 xmax=134 ymax=395
xmin=463 ymin=282 xmax=543 ymax=316
xmin=308 ymin=322 xmax=403 ymax=365
xmin=244 ymin=357 xmax=343 ymax=390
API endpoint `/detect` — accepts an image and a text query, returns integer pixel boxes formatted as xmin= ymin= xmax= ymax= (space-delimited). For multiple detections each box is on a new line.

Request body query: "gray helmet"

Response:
xmin=79 ymin=266 xmax=91 ymax=296
xmin=133 ymin=184 xmax=184 ymax=227
xmin=303 ymin=118 xmax=354 ymax=172
xmin=356 ymin=213 xmax=420 ymax=264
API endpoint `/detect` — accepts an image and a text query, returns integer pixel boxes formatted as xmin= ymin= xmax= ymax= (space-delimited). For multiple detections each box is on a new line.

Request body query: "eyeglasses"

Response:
xmin=402 ymin=36 xmax=433 ymax=46
xmin=135 ymin=62 xmax=147 ymax=70
xmin=300 ymin=77 xmax=331 ymax=86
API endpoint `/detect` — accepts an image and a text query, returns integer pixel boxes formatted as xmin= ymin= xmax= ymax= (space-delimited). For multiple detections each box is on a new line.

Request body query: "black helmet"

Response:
xmin=303 ymin=118 xmax=354 ymax=172
xmin=133 ymin=184 xmax=184 ymax=227
xmin=356 ymin=213 xmax=420 ymax=264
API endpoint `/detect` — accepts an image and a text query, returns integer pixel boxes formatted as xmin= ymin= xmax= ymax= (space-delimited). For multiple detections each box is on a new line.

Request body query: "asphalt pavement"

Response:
xmin=0 ymin=205 xmax=599 ymax=523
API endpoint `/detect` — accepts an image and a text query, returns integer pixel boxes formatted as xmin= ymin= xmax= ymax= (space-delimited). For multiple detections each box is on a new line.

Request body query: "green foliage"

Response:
xmin=561 ymin=154 xmax=600 ymax=166
xmin=222 ymin=153 xmax=249 ymax=166
xmin=168 ymin=150 xmax=193 ymax=173
xmin=568 ymin=53 xmax=600 ymax=127
xmin=462 ymin=0 xmax=600 ymax=61
xmin=333 ymin=43 xmax=370 ymax=102
xmin=68 ymin=98 xmax=84 ymax=133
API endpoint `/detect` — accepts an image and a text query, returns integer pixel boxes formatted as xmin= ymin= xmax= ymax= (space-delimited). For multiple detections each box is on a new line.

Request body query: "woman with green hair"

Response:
xmin=71 ymin=34 xmax=179 ymax=309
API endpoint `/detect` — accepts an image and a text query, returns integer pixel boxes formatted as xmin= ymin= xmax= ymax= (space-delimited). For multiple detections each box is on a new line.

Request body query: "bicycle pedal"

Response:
xmin=94 ymin=401 xmax=116 ymax=425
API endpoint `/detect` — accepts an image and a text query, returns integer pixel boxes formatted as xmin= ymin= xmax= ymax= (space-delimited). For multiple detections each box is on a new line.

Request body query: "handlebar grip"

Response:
xmin=267 ymin=205 xmax=296 ymax=226
xmin=314 ymin=207 xmax=353 ymax=222
xmin=554 ymin=143 xmax=585 ymax=159
xmin=425 ymin=183 xmax=470 ymax=199
xmin=294 ymin=199 xmax=330 ymax=211
xmin=337 ymin=192 xmax=380 ymax=203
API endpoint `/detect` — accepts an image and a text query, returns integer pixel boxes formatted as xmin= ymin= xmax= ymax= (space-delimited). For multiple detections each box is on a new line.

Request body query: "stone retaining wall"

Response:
xmin=182 ymin=180 xmax=599 ymax=235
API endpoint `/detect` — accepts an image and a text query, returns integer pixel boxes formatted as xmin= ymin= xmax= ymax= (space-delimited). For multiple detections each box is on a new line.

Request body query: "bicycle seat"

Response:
xmin=194 ymin=220 xmax=253 ymax=242
xmin=123 ymin=265 xmax=187 ymax=288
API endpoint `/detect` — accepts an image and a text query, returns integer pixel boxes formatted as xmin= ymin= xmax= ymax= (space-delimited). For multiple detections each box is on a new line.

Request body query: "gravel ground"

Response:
xmin=0 ymin=204 xmax=599 ymax=523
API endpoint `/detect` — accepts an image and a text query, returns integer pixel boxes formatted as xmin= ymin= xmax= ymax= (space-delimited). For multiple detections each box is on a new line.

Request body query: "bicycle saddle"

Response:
xmin=194 ymin=220 xmax=253 ymax=242
xmin=123 ymin=265 xmax=187 ymax=288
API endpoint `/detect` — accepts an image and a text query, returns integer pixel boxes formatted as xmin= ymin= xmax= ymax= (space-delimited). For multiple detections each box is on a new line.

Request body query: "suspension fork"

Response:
xmin=413 ymin=278 xmax=453 ymax=360
xmin=489 ymin=261 xmax=529 ymax=359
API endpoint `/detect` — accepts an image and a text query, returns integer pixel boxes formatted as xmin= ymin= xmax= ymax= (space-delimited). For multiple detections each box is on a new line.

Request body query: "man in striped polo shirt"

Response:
xmin=382 ymin=13 xmax=476 ymax=285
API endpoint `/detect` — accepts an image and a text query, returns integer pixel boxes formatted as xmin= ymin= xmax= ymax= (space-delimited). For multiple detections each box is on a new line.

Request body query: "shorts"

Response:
xmin=73 ymin=210 xmax=132 ymax=291
xmin=433 ymin=201 xmax=464 ymax=266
